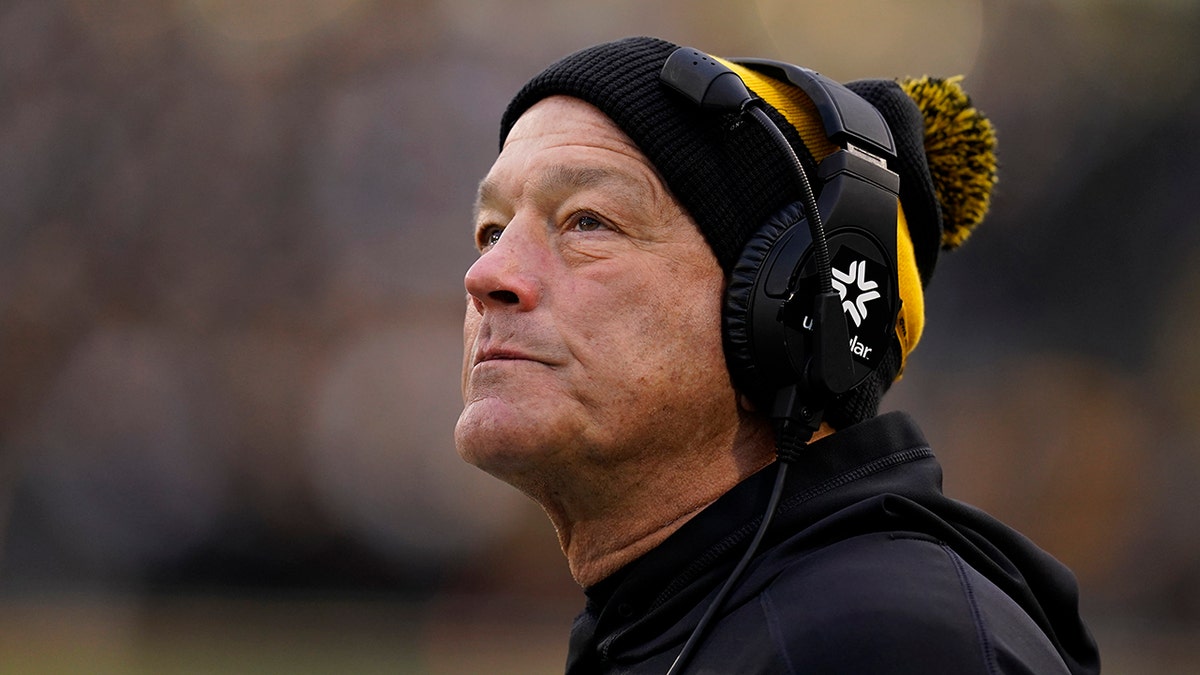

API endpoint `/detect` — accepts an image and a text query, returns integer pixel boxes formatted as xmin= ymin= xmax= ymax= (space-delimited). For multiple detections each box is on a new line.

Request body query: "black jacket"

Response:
xmin=565 ymin=412 xmax=1100 ymax=674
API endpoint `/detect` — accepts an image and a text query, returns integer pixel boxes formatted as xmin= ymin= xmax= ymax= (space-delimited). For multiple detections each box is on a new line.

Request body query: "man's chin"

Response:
xmin=454 ymin=438 xmax=565 ymax=510
xmin=454 ymin=403 xmax=558 ymax=480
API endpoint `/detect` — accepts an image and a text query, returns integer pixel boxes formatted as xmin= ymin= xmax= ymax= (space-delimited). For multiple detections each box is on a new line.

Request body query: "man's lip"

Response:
xmin=475 ymin=347 xmax=543 ymax=364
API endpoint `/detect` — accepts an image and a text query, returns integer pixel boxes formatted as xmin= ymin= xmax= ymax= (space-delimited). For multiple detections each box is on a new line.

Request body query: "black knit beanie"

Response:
xmin=497 ymin=36 xmax=997 ymax=429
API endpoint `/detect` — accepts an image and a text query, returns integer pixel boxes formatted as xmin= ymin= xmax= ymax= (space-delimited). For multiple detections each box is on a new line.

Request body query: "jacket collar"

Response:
xmin=577 ymin=412 xmax=936 ymax=662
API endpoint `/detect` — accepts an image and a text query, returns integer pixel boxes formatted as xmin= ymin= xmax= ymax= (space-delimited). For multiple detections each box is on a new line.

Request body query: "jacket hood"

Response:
xmin=578 ymin=412 xmax=1100 ymax=675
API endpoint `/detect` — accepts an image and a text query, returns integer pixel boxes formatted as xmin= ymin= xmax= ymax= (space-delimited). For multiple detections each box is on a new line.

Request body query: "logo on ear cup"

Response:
xmin=822 ymin=245 xmax=894 ymax=369
xmin=830 ymin=260 xmax=881 ymax=327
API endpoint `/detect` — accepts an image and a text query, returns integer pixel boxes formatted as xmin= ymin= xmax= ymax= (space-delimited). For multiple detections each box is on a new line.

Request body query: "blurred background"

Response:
xmin=1 ymin=0 xmax=1197 ymax=672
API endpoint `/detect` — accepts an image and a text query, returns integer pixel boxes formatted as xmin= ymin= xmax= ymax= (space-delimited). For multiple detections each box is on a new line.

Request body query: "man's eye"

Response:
xmin=573 ymin=214 xmax=605 ymax=232
xmin=478 ymin=226 xmax=503 ymax=249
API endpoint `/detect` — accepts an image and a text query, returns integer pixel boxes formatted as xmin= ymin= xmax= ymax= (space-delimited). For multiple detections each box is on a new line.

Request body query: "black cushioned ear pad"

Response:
xmin=723 ymin=201 xmax=810 ymax=410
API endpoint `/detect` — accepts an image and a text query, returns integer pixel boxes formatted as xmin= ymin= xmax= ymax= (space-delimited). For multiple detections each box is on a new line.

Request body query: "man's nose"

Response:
xmin=464 ymin=222 xmax=543 ymax=313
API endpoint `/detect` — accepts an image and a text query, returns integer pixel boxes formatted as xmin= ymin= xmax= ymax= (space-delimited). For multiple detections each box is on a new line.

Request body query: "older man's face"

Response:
xmin=455 ymin=96 xmax=741 ymax=488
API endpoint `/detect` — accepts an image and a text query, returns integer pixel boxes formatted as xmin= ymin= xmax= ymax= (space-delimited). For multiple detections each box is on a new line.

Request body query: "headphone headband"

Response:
xmin=731 ymin=58 xmax=897 ymax=160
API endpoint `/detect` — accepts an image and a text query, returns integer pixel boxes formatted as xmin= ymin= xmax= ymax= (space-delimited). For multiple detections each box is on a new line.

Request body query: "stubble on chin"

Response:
xmin=455 ymin=395 xmax=558 ymax=479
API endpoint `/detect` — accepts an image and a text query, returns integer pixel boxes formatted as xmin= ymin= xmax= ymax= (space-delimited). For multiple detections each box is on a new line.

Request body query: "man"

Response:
xmin=455 ymin=36 xmax=1100 ymax=674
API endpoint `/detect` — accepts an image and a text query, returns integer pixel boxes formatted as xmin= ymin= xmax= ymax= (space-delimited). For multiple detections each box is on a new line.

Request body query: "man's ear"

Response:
xmin=736 ymin=392 xmax=758 ymax=413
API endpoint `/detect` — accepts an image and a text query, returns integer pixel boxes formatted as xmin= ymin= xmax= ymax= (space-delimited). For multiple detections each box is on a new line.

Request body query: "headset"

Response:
xmin=658 ymin=46 xmax=902 ymax=673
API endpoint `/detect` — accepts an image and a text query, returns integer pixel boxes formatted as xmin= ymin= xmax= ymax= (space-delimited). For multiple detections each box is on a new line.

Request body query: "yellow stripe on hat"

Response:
xmin=717 ymin=57 xmax=926 ymax=377
xmin=718 ymin=58 xmax=838 ymax=164
xmin=894 ymin=205 xmax=924 ymax=375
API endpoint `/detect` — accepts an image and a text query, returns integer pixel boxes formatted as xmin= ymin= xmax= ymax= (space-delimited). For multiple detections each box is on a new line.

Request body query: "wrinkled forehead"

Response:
xmin=504 ymin=96 xmax=636 ymax=149
xmin=476 ymin=96 xmax=676 ymax=213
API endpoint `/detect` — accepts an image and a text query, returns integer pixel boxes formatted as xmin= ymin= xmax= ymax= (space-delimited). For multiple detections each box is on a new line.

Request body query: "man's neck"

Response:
xmin=554 ymin=450 xmax=773 ymax=587
xmin=542 ymin=419 xmax=834 ymax=588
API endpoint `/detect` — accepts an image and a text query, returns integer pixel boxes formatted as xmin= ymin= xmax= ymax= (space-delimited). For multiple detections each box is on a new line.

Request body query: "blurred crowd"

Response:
xmin=2 ymin=0 xmax=1200 ymax=669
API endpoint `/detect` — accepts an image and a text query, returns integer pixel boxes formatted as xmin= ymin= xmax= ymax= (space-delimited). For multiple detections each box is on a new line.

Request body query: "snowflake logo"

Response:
xmin=831 ymin=260 xmax=881 ymax=327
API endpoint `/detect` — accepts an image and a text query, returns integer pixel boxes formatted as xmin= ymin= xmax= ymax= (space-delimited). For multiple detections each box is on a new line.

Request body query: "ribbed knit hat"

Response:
xmin=497 ymin=36 xmax=997 ymax=428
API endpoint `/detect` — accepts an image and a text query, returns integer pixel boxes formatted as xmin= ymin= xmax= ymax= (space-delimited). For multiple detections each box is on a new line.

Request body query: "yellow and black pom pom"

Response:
xmin=898 ymin=76 xmax=998 ymax=250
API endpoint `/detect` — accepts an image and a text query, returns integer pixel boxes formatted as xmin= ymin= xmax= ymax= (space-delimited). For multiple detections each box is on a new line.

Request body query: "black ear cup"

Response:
xmin=724 ymin=193 xmax=902 ymax=416
xmin=723 ymin=201 xmax=810 ymax=410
